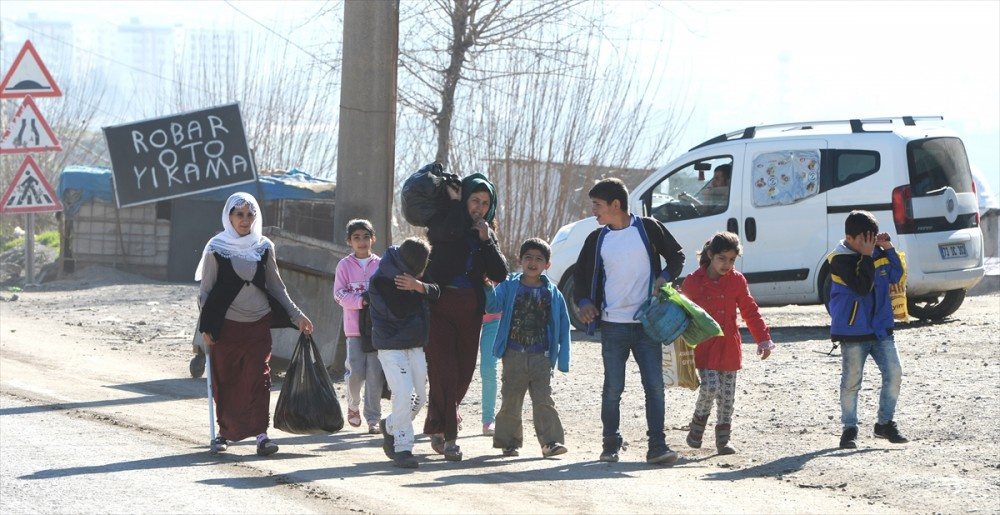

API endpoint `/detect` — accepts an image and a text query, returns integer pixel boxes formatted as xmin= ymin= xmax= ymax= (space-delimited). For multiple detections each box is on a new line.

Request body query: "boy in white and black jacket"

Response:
xmin=572 ymin=178 xmax=685 ymax=465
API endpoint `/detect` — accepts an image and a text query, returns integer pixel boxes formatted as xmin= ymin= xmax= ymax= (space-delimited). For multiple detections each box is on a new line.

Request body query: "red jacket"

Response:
xmin=682 ymin=266 xmax=770 ymax=371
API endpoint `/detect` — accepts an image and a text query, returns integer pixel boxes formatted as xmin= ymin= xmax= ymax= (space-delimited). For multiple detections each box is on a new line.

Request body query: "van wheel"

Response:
xmin=907 ymin=289 xmax=966 ymax=320
xmin=559 ymin=268 xmax=586 ymax=332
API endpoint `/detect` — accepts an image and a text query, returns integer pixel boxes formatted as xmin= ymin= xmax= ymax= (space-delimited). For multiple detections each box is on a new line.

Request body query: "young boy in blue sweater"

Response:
xmin=485 ymin=238 xmax=571 ymax=458
xmin=827 ymin=210 xmax=908 ymax=449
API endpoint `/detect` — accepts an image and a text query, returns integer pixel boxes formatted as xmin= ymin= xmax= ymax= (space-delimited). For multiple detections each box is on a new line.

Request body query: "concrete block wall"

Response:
xmin=67 ymin=202 xmax=170 ymax=278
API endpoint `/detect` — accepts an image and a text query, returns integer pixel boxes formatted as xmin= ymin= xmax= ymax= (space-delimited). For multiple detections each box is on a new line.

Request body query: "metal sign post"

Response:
xmin=25 ymin=213 xmax=34 ymax=285
xmin=0 ymin=40 xmax=63 ymax=287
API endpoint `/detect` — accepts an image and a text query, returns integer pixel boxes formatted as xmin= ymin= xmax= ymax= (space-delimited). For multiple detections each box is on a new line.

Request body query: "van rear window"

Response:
xmin=906 ymin=137 xmax=973 ymax=196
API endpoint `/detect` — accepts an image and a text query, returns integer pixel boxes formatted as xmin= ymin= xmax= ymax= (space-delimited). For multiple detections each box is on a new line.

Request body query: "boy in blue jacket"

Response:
xmin=486 ymin=238 xmax=571 ymax=458
xmin=827 ymin=210 xmax=908 ymax=450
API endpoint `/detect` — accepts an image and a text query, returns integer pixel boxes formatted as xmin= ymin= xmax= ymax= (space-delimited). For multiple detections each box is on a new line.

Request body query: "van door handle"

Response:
xmin=727 ymin=218 xmax=739 ymax=235
xmin=745 ymin=217 xmax=757 ymax=242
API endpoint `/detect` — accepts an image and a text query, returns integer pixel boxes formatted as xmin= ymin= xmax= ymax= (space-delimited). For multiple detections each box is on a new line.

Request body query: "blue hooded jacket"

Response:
xmin=485 ymin=273 xmax=571 ymax=372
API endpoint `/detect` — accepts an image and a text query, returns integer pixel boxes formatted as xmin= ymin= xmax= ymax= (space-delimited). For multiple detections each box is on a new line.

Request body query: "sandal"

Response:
xmin=443 ymin=441 xmax=463 ymax=462
xmin=256 ymin=437 xmax=279 ymax=457
xmin=347 ymin=408 xmax=362 ymax=428
xmin=430 ymin=434 xmax=446 ymax=454
xmin=211 ymin=436 xmax=228 ymax=452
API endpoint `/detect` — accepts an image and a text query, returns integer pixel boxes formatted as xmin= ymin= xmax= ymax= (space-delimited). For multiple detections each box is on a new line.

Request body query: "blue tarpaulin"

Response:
xmin=58 ymin=166 xmax=335 ymax=217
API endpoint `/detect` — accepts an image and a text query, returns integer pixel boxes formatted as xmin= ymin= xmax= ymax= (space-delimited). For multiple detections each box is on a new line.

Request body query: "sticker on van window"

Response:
xmin=751 ymin=150 xmax=820 ymax=207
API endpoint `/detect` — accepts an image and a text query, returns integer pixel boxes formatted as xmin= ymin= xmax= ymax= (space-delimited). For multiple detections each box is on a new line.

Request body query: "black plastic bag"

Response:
xmin=359 ymin=292 xmax=376 ymax=353
xmin=400 ymin=162 xmax=461 ymax=227
xmin=274 ymin=332 xmax=344 ymax=434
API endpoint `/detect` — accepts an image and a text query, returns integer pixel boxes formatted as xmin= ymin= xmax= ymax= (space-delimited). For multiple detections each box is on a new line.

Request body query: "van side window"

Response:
xmin=833 ymin=150 xmax=880 ymax=186
xmin=750 ymin=150 xmax=820 ymax=207
xmin=644 ymin=156 xmax=733 ymax=223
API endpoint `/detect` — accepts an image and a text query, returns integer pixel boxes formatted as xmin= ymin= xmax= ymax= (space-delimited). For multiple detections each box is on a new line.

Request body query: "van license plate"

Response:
xmin=939 ymin=243 xmax=967 ymax=259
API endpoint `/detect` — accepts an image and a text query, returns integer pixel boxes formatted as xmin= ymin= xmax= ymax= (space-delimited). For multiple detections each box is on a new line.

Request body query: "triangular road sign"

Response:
xmin=0 ymin=95 xmax=62 ymax=154
xmin=0 ymin=40 xmax=62 ymax=99
xmin=0 ymin=155 xmax=63 ymax=213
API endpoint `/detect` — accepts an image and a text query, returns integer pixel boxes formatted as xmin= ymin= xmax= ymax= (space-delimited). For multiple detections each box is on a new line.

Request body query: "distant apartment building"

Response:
xmin=1 ymin=13 xmax=236 ymax=124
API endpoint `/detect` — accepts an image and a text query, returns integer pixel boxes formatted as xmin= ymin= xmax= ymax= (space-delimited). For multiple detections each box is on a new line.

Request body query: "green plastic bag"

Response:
xmin=659 ymin=283 xmax=723 ymax=346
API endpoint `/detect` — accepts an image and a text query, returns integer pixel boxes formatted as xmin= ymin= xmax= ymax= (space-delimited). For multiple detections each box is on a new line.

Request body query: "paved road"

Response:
xmin=0 ymin=394 xmax=334 ymax=514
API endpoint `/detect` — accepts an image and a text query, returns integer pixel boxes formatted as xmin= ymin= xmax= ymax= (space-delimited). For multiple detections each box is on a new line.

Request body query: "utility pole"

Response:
xmin=334 ymin=0 xmax=398 ymax=253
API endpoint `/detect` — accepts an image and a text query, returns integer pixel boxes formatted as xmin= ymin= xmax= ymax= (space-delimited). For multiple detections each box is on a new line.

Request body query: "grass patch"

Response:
xmin=0 ymin=230 xmax=60 ymax=254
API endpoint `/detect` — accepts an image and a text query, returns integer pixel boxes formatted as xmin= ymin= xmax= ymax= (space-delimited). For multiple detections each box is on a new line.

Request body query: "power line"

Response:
xmin=222 ymin=0 xmax=338 ymax=74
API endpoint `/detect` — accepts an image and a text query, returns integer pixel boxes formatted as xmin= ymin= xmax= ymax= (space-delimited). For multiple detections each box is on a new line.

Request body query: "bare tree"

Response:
xmin=159 ymin=30 xmax=342 ymax=177
xmin=448 ymin=29 xmax=690 ymax=258
xmin=397 ymin=0 xmax=591 ymax=169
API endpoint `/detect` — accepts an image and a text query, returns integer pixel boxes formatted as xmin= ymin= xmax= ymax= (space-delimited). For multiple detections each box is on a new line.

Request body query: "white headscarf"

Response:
xmin=194 ymin=192 xmax=273 ymax=281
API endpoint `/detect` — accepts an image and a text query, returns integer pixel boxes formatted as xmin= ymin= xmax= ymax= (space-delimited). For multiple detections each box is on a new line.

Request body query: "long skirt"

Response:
xmin=423 ymin=287 xmax=482 ymax=441
xmin=210 ymin=314 xmax=273 ymax=441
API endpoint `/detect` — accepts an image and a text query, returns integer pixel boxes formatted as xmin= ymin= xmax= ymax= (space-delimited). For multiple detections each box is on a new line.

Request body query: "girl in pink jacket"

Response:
xmin=682 ymin=231 xmax=774 ymax=455
xmin=334 ymin=219 xmax=384 ymax=433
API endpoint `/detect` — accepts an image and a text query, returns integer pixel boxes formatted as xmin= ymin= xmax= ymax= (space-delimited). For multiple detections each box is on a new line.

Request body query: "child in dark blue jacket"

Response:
xmin=827 ymin=210 xmax=907 ymax=450
xmin=370 ymin=238 xmax=440 ymax=468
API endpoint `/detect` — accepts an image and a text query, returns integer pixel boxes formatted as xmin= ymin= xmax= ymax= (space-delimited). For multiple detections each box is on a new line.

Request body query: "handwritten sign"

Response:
xmin=103 ymin=103 xmax=257 ymax=208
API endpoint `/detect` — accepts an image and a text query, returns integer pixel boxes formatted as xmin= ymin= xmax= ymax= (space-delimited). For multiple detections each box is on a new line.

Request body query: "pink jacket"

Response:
xmin=334 ymin=253 xmax=380 ymax=336
xmin=682 ymin=265 xmax=770 ymax=371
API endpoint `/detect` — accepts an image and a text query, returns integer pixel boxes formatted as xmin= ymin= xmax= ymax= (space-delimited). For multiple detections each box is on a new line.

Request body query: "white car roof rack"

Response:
xmin=689 ymin=115 xmax=944 ymax=151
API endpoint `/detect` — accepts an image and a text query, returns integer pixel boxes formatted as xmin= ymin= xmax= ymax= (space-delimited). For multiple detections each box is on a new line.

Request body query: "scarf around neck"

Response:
xmin=194 ymin=192 xmax=273 ymax=281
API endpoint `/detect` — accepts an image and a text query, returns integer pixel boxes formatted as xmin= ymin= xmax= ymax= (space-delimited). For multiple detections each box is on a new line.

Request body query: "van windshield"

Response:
xmin=906 ymin=137 xmax=973 ymax=196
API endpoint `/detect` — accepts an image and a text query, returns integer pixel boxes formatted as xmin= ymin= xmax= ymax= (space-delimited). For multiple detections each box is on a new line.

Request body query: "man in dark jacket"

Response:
xmin=573 ymin=178 xmax=685 ymax=465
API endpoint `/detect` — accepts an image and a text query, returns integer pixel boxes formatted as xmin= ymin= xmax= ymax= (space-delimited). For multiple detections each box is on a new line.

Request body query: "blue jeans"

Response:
xmin=840 ymin=335 xmax=902 ymax=428
xmin=600 ymin=321 xmax=666 ymax=448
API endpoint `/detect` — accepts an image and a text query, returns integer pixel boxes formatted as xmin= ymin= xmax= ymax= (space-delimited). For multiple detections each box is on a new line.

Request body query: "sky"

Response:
xmin=1 ymin=0 xmax=997 ymax=195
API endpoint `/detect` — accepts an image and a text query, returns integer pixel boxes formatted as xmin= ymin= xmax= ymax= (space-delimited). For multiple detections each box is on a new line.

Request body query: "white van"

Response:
xmin=547 ymin=116 xmax=985 ymax=329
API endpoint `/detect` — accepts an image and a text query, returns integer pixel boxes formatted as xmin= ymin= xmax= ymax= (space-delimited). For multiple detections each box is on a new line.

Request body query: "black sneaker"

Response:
xmin=393 ymin=450 xmax=418 ymax=468
xmin=599 ymin=437 xmax=627 ymax=463
xmin=646 ymin=445 xmax=679 ymax=464
xmin=502 ymin=447 xmax=519 ymax=457
xmin=379 ymin=418 xmax=395 ymax=459
xmin=874 ymin=421 xmax=909 ymax=444
xmin=839 ymin=426 xmax=858 ymax=449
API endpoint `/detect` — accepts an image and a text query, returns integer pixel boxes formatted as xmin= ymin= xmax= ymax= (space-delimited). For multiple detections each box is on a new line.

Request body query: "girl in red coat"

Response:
xmin=682 ymin=232 xmax=774 ymax=455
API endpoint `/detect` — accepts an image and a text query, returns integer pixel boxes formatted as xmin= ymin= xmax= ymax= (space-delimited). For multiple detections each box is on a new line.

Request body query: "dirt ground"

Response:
xmin=1 ymin=265 xmax=998 ymax=513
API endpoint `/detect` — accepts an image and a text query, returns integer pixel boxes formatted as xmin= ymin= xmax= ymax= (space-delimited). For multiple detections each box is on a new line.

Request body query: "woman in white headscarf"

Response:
xmin=196 ymin=192 xmax=313 ymax=456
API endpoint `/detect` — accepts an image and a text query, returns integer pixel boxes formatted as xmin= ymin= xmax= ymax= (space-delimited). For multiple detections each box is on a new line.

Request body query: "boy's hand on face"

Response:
xmin=875 ymin=232 xmax=893 ymax=250
xmin=858 ymin=231 xmax=877 ymax=256
xmin=394 ymin=273 xmax=425 ymax=293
